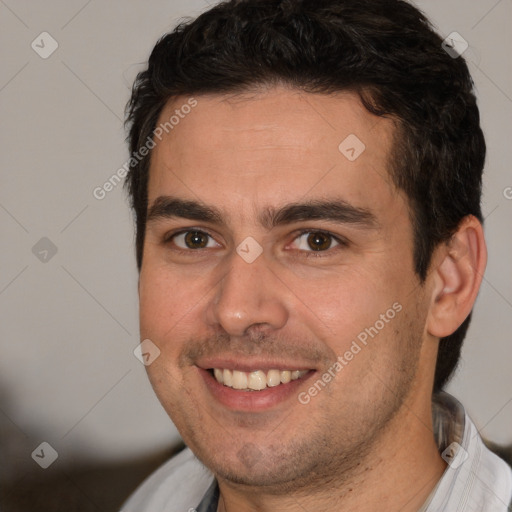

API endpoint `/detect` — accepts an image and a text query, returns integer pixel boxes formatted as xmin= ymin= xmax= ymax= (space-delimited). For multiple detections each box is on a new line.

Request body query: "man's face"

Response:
xmin=139 ymin=88 xmax=435 ymax=489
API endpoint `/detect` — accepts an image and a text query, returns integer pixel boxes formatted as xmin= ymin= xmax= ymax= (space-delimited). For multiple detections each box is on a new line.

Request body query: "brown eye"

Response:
xmin=171 ymin=230 xmax=219 ymax=250
xmin=184 ymin=231 xmax=209 ymax=248
xmin=306 ymin=232 xmax=332 ymax=251
xmin=291 ymin=231 xmax=340 ymax=252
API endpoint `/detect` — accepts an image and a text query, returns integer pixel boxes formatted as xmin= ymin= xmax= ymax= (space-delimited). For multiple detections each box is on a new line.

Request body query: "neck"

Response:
xmin=216 ymin=396 xmax=447 ymax=512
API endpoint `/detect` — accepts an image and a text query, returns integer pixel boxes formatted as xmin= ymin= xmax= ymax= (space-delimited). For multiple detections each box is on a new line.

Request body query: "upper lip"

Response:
xmin=195 ymin=357 xmax=317 ymax=373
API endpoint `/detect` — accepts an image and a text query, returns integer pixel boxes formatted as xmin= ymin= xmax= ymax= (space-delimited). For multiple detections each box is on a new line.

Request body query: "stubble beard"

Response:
xmin=181 ymin=331 xmax=421 ymax=497
xmin=161 ymin=305 xmax=425 ymax=497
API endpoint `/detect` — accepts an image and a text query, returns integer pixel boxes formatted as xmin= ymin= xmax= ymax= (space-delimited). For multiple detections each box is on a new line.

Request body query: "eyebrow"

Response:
xmin=146 ymin=196 xmax=379 ymax=230
xmin=260 ymin=200 xmax=379 ymax=230
xmin=147 ymin=196 xmax=223 ymax=224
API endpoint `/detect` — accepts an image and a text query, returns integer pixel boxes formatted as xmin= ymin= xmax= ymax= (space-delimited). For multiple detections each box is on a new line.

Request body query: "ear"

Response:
xmin=426 ymin=215 xmax=487 ymax=338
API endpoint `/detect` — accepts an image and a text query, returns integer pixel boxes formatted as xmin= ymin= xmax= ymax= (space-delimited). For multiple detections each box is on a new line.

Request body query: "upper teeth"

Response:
xmin=213 ymin=368 xmax=308 ymax=391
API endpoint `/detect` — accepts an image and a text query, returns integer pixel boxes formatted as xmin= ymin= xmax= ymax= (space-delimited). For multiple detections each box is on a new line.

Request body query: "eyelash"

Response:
xmin=162 ymin=229 xmax=217 ymax=256
xmin=163 ymin=228 xmax=348 ymax=257
xmin=291 ymin=229 xmax=348 ymax=258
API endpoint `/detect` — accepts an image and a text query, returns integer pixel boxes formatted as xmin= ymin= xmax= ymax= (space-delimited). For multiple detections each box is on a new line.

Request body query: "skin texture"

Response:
xmin=138 ymin=87 xmax=486 ymax=511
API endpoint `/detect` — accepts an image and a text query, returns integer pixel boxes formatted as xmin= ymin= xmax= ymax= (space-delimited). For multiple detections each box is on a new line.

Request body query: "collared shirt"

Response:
xmin=120 ymin=393 xmax=512 ymax=512
xmin=420 ymin=392 xmax=512 ymax=511
xmin=195 ymin=480 xmax=219 ymax=512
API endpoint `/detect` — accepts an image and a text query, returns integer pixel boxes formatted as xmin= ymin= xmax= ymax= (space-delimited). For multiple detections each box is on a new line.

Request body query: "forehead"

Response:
xmin=147 ymin=87 xmax=405 ymax=226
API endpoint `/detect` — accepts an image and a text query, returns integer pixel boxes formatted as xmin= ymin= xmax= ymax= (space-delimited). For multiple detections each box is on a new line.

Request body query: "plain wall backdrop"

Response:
xmin=1 ymin=0 xmax=511 ymax=479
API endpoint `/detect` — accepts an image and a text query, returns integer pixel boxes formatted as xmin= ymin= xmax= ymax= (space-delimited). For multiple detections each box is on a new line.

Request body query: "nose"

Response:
xmin=205 ymin=250 xmax=289 ymax=337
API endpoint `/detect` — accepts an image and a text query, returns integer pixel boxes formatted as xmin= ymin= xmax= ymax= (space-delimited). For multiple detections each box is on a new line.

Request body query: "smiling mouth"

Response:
xmin=209 ymin=368 xmax=310 ymax=391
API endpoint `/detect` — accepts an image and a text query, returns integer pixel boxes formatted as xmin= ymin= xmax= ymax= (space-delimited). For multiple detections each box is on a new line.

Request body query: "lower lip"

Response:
xmin=198 ymin=368 xmax=315 ymax=412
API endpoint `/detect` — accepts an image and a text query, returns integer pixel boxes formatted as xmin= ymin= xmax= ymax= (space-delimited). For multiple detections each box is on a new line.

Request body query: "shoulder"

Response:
xmin=439 ymin=413 xmax=512 ymax=511
xmin=120 ymin=447 xmax=214 ymax=512
xmin=473 ymin=433 xmax=512 ymax=509
xmin=427 ymin=393 xmax=512 ymax=511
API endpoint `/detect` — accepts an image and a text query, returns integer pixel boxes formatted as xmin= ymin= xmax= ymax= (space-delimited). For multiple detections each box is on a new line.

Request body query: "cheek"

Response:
xmin=138 ymin=264 xmax=193 ymax=405
xmin=138 ymin=261 xmax=196 ymax=346
xmin=286 ymin=268 xmax=412 ymax=391
xmin=139 ymin=266 xmax=170 ymax=338
xmin=285 ymin=264 xmax=397 ymax=339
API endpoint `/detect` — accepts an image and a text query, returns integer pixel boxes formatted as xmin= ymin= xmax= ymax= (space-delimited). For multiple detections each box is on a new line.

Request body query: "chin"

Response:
xmin=191 ymin=438 xmax=322 ymax=492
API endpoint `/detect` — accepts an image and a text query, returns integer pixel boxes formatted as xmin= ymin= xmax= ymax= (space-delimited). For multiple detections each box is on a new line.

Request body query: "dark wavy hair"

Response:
xmin=125 ymin=0 xmax=485 ymax=391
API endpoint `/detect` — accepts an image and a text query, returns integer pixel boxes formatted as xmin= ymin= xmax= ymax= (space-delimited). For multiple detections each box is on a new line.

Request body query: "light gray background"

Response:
xmin=1 ymin=0 xmax=511 ymax=476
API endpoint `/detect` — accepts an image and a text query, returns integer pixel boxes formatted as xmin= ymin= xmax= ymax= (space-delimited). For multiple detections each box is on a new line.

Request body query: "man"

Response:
xmin=121 ymin=0 xmax=512 ymax=510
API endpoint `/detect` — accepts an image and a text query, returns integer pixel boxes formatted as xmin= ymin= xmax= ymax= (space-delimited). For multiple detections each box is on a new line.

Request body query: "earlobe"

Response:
xmin=427 ymin=216 xmax=487 ymax=338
